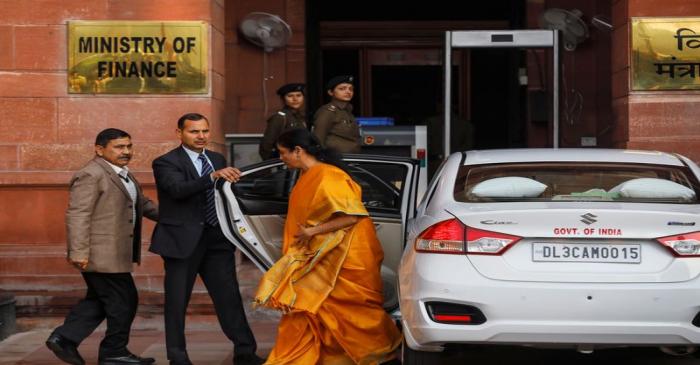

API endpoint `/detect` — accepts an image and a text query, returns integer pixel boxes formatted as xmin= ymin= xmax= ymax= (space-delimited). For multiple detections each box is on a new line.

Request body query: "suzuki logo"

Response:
xmin=580 ymin=213 xmax=597 ymax=225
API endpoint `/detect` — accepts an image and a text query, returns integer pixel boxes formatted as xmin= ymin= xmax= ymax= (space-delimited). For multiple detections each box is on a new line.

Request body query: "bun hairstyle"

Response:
xmin=276 ymin=128 xmax=351 ymax=176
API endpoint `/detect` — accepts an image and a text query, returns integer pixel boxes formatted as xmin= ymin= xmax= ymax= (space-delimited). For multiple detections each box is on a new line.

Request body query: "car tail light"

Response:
xmin=426 ymin=301 xmax=487 ymax=325
xmin=433 ymin=314 xmax=472 ymax=322
xmin=466 ymin=226 xmax=521 ymax=255
xmin=415 ymin=220 xmax=522 ymax=255
xmin=656 ymin=231 xmax=700 ymax=257
xmin=415 ymin=219 xmax=465 ymax=254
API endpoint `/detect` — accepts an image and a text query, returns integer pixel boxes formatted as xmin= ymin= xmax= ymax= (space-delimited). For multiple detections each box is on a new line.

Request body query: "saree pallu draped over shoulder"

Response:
xmin=255 ymin=163 xmax=401 ymax=365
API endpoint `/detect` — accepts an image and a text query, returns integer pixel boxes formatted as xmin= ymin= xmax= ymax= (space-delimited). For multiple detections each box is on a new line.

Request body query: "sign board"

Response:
xmin=632 ymin=17 xmax=700 ymax=90
xmin=68 ymin=21 xmax=208 ymax=94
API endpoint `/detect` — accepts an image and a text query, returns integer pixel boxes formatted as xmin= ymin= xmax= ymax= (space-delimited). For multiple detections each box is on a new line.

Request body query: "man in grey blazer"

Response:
xmin=46 ymin=128 xmax=158 ymax=365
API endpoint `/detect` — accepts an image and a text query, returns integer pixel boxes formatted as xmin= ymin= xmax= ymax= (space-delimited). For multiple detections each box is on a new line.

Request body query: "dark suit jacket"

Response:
xmin=149 ymin=146 xmax=227 ymax=259
xmin=66 ymin=157 xmax=158 ymax=273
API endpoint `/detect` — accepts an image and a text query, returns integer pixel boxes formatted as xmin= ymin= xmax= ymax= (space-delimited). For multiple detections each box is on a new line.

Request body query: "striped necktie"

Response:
xmin=198 ymin=154 xmax=218 ymax=226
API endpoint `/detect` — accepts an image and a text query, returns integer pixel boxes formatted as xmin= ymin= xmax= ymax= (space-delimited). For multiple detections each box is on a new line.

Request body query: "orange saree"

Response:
xmin=255 ymin=163 xmax=401 ymax=365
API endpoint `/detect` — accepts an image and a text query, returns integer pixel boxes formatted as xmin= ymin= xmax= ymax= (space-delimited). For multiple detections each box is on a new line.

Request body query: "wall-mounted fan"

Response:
xmin=540 ymin=8 xmax=590 ymax=128
xmin=239 ymin=12 xmax=292 ymax=118
xmin=239 ymin=12 xmax=292 ymax=52
xmin=540 ymin=8 xmax=589 ymax=51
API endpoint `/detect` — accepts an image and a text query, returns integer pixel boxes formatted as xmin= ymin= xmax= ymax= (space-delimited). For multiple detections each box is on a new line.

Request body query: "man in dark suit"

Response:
xmin=150 ymin=113 xmax=263 ymax=365
xmin=46 ymin=128 xmax=158 ymax=365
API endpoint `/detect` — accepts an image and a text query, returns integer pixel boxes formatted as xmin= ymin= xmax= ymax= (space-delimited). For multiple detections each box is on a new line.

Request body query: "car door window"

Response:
xmin=347 ymin=162 xmax=408 ymax=218
xmin=232 ymin=161 xmax=409 ymax=217
xmin=234 ymin=164 xmax=294 ymax=199
xmin=232 ymin=164 xmax=296 ymax=215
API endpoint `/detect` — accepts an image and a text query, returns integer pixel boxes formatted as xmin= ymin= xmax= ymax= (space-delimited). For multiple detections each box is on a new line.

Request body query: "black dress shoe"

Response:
xmin=45 ymin=333 xmax=85 ymax=365
xmin=99 ymin=353 xmax=155 ymax=365
xmin=134 ymin=353 xmax=155 ymax=364
xmin=169 ymin=361 xmax=193 ymax=365
xmin=233 ymin=353 xmax=265 ymax=365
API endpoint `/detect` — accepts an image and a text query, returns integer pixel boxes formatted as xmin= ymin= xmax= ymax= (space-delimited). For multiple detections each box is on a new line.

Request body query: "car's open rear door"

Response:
xmin=215 ymin=161 xmax=293 ymax=271
xmin=215 ymin=155 xmax=420 ymax=311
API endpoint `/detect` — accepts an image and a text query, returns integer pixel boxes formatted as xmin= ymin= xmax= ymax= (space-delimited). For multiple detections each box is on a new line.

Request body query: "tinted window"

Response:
xmin=454 ymin=163 xmax=700 ymax=203
xmin=233 ymin=161 xmax=408 ymax=216
xmin=233 ymin=165 xmax=296 ymax=201
xmin=347 ymin=162 xmax=407 ymax=215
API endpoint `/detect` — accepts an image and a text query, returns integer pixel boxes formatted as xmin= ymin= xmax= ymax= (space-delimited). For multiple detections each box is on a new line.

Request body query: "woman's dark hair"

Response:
xmin=276 ymin=128 xmax=352 ymax=175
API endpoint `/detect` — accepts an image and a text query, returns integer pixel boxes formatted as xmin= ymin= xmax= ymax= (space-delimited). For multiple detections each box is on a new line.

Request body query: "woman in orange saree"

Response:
xmin=255 ymin=129 xmax=401 ymax=365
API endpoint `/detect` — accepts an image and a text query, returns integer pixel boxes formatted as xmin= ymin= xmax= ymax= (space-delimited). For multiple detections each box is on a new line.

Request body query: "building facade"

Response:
xmin=1 ymin=0 xmax=699 ymax=314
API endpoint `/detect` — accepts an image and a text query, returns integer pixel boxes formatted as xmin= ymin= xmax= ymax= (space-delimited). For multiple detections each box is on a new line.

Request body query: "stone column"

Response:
xmin=613 ymin=0 xmax=700 ymax=161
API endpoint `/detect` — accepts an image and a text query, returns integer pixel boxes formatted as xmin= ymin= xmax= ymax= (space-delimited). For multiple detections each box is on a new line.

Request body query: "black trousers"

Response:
xmin=163 ymin=225 xmax=257 ymax=362
xmin=54 ymin=272 xmax=138 ymax=358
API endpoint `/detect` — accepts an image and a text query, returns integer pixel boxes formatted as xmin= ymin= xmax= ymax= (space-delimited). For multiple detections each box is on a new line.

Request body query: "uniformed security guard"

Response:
xmin=312 ymin=75 xmax=361 ymax=154
xmin=259 ymin=83 xmax=308 ymax=160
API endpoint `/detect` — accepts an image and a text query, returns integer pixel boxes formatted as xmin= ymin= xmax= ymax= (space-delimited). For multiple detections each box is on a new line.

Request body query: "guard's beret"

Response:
xmin=276 ymin=83 xmax=305 ymax=96
xmin=326 ymin=75 xmax=354 ymax=91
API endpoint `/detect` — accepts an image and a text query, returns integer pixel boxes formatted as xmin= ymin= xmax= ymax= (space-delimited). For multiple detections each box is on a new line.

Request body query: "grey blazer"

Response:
xmin=65 ymin=157 xmax=158 ymax=273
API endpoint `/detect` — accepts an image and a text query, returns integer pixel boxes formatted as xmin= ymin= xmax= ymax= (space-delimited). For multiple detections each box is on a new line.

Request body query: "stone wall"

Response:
xmin=612 ymin=0 xmax=700 ymax=161
xmin=0 ymin=0 xmax=228 ymax=314
xmin=525 ymin=0 xmax=613 ymax=148
xmin=224 ymin=0 xmax=306 ymax=133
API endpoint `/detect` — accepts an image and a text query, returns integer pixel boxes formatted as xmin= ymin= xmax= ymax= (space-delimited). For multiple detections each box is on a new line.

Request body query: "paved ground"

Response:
xmin=3 ymin=257 xmax=700 ymax=364
xmin=434 ymin=345 xmax=700 ymax=364
xmin=0 ymin=258 xmax=282 ymax=365
xmin=5 ymin=314 xmax=700 ymax=365
xmin=4 ymin=324 xmax=700 ymax=364
xmin=0 ymin=326 xmax=275 ymax=365
xmin=0 ymin=310 xmax=281 ymax=365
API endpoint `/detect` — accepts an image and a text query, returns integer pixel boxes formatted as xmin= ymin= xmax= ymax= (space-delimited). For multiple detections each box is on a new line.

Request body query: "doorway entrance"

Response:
xmin=306 ymin=0 xmax=527 ymax=177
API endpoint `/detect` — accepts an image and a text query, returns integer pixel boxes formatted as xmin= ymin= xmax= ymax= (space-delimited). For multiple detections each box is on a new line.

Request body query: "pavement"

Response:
xmin=0 ymin=259 xmax=281 ymax=365
xmin=0 ymin=319 xmax=280 ymax=365
xmin=6 ymin=324 xmax=700 ymax=365
xmin=4 ymin=256 xmax=700 ymax=365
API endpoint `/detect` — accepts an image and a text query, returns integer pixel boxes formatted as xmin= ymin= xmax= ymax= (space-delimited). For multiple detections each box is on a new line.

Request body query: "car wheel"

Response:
xmin=402 ymin=340 xmax=442 ymax=365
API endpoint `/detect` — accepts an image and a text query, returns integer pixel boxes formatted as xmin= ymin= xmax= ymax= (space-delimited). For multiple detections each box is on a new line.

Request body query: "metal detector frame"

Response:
xmin=443 ymin=30 xmax=559 ymax=157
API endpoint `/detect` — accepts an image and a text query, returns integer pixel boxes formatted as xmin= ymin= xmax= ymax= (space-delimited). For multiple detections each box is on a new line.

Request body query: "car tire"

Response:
xmin=402 ymin=340 xmax=442 ymax=365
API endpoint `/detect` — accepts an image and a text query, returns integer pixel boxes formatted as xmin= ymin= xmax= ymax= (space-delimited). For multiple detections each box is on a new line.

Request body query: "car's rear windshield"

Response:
xmin=454 ymin=162 xmax=700 ymax=203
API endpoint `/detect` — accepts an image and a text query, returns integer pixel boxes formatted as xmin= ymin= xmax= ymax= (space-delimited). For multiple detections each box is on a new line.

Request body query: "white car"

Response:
xmin=215 ymin=149 xmax=700 ymax=364
xmin=400 ymin=149 xmax=700 ymax=363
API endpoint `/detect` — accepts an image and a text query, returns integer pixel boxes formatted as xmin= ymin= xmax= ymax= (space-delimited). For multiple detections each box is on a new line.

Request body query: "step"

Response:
xmin=10 ymin=278 xmax=263 ymax=317
xmin=1 ymin=243 xmax=266 ymax=317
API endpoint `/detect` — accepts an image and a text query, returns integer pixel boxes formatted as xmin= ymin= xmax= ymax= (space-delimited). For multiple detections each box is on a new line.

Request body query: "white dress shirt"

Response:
xmin=104 ymin=159 xmax=137 ymax=225
xmin=181 ymin=146 xmax=215 ymax=179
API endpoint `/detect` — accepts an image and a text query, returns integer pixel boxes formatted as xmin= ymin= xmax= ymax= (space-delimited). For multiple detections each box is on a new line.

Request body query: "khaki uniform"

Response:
xmin=259 ymin=107 xmax=307 ymax=160
xmin=312 ymin=100 xmax=361 ymax=154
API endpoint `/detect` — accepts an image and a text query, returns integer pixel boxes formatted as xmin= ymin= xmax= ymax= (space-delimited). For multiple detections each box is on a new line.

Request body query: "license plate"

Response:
xmin=532 ymin=243 xmax=641 ymax=264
